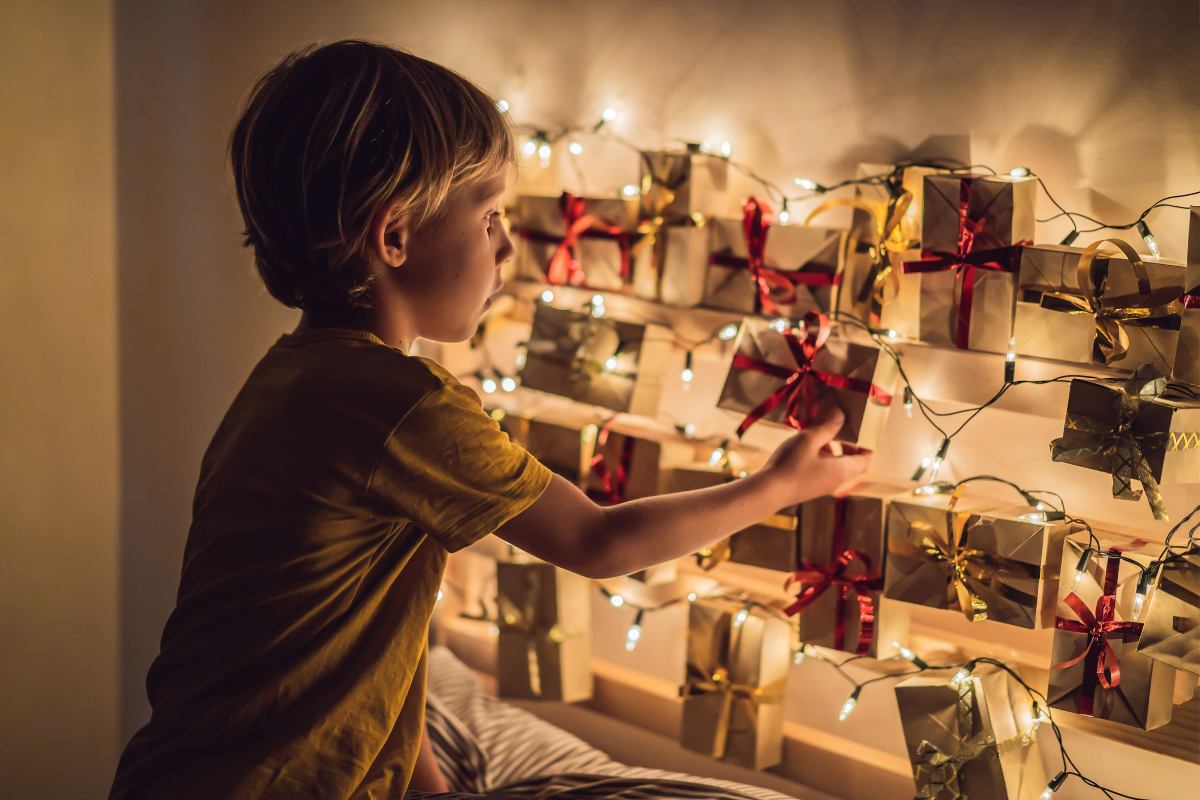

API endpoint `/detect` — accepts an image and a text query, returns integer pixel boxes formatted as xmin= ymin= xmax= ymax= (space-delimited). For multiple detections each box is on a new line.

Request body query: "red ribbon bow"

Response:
xmin=783 ymin=494 xmax=882 ymax=655
xmin=588 ymin=417 xmax=634 ymax=505
xmin=732 ymin=311 xmax=892 ymax=438
xmin=902 ymin=178 xmax=1027 ymax=350
xmin=524 ymin=192 xmax=631 ymax=286
xmin=1051 ymin=547 xmax=1144 ymax=717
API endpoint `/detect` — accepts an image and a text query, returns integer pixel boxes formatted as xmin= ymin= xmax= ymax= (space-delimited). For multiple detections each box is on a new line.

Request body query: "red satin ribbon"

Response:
xmin=589 ymin=417 xmax=633 ymax=505
xmin=901 ymin=178 xmax=1027 ymax=350
xmin=784 ymin=540 xmax=882 ymax=656
xmin=733 ymin=311 xmax=893 ymax=438
xmin=1051 ymin=547 xmax=1144 ymax=717
xmin=1184 ymin=294 xmax=1200 ymax=309
xmin=517 ymin=192 xmax=631 ymax=286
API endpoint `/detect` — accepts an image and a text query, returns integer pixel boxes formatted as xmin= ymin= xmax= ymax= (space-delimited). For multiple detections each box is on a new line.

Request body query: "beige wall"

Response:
xmin=0 ymin=1 xmax=120 ymax=797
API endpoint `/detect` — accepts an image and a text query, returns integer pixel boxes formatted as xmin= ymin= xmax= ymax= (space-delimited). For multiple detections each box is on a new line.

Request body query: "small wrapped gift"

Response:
xmin=1048 ymin=533 xmax=1177 ymax=729
xmin=630 ymin=223 xmax=711 ymax=306
xmin=519 ymin=303 xmax=671 ymax=416
xmin=680 ymin=599 xmax=790 ymax=770
xmin=1173 ymin=208 xmax=1200 ymax=387
xmin=1136 ymin=547 xmax=1199 ymax=676
xmin=497 ymin=562 xmax=593 ymax=703
xmin=903 ymin=174 xmax=1036 ymax=353
xmin=883 ymin=486 xmax=1076 ymax=629
xmin=716 ymin=313 xmax=898 ymax=450
xmin=895 ymin=667 xmax=1045 ymax=800
xmin=499 ymin=416 xmax=592 ymax=489
xmin=585 ymin=419 xmax=661 ymax=504
xmin=704 ymin=197 xmax=846 ymax=318
xmin=509 ymin=193 xmax=639 ymax=290
xmin=723 ymin=506 xmax=800 ymax=571
xmin=1013 ymin=240 xmax=1187 ymax=373
xmin=790 ymin=482 xmax=911 ymax=658
xmin=1050 ymin=364 xmax=1200 ymax=521
xmin=638 ymin=148 xmax=728 ymax=226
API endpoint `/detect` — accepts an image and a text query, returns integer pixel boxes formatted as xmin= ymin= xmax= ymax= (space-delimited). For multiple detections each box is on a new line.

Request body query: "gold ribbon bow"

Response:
xmin=1034 ymin=238 xmax=1184 ymax=366
xmin=1050 ymin=363 xmax=1190 ymax=521
xmin=633 ymin=154 xmax=686 ymax=299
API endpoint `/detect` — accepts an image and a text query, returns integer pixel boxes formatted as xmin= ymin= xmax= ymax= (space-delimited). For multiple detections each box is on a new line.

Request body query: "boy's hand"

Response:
xmin=760 ymin=409 xmax=872 ymax=506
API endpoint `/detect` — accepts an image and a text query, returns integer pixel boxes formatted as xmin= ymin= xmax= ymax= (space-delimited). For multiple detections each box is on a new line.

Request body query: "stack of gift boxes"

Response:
xmin=474 ymin=149 xmax=1200 ymax=785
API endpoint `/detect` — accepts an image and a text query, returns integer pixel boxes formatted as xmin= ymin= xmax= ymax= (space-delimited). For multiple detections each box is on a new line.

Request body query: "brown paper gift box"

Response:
xmin=1137 ymin=547 xmax=1200 ymax=676
xmin=1173 ymin=208 xmax=1200 ymax=387
xmin=895 ymin=667 xmax=1046 ymax=800
xmin=499 ymin=416 xmax=590 ymax=487
xmin=725 ymin=506 xmax=800 ymax=571
xmin=716 ymin=317 xmax=898 ymax=450
xmin=1013 ymin=244 xmax=1187 ymax=373
xmin=519 ymin=303 xmax=671 ymax=417
xmin=680 ymin=599 xmax=790 ymax=770
xmin=638 ymin=149 xmax=728 ymax=226
xmin=793 ymin=482 xmax=911 ymax=658
xmin=703 ymin=215 xmax=846 ymax=318
xmin=883 ymin=489 xmax=1075 ymax=629
xmin=1047 ymin=533 xmax=1177 ymax=729
xmin=509 ymin=194 xmax=639 ymax=291
xmin=585 ymin=427 xmax=661 ymax=505
xmin=1050 ymin=369 xmax=1200 ymax=520
xmin=496 ymin=562 xmax=593 ymax=703
xmin=631 ymin=224 xmax=711 ymax=306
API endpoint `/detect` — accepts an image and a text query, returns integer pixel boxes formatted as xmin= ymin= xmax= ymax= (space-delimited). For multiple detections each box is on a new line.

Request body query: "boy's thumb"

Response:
xmin=807 ymin=409 xmax=845 ymax=445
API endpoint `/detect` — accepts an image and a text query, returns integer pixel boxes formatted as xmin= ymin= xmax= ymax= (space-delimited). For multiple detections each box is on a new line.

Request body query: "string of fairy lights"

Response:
xmin=454 ymin=101 xmax=1200 ymax=799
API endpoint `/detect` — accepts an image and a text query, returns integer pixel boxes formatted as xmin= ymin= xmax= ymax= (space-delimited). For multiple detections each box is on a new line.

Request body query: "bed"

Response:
xmin=421 ymin=646 xmax=803 ymax=800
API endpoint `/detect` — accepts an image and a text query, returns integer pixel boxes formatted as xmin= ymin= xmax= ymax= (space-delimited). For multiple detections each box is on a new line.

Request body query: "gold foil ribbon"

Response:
xmin=635 ymin=154 xmax=684 ymax=300
xmin=1034 ymin=238 xmax=1184 ymax=366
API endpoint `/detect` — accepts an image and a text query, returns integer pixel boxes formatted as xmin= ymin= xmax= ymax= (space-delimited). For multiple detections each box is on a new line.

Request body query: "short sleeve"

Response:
xmin=366 ymin=380 xmax=552 ymax=552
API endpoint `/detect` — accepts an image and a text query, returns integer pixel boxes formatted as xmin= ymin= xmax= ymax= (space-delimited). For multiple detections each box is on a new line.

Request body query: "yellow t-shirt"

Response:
xmin=110 ymin=329 xmax=551 ymax=800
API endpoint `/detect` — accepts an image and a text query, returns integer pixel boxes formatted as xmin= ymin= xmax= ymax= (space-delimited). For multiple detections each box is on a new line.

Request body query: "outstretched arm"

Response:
xmin=495 ymin=410 xmax=870 ymax=579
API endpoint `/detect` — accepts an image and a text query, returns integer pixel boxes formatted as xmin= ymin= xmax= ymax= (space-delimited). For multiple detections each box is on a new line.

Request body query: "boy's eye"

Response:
xmin=486 ymin=211 xmax=502 ymax=234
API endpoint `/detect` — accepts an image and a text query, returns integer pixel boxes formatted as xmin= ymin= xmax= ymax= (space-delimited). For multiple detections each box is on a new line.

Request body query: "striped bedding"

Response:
xmin=420 ymin=646 xmax=800 ymax=800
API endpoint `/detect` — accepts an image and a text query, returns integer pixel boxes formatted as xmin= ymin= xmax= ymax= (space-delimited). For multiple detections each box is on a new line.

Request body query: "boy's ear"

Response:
xmin=365 ymin=200 xmax=410 ymax=269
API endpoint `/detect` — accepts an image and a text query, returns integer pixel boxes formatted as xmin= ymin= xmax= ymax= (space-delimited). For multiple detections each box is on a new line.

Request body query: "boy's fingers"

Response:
xmin=833 ymin=452 xmax=873 ymax=478
xmin=805 ymin=409 xmax=845 ymax=447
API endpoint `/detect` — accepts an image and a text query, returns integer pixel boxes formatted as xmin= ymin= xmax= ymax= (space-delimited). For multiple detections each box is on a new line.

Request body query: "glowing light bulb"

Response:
xmin=681 ymin=351 xmax=694 ymax=384
xmin=610 ymin=594 xmax=624 ymax=607
xmin=481 ymin=378 xmax=497 ymax=394
xmin=500 ymin=377 xmax=517 ymax=392
xmin=496 ymin=99 xmax=510 ymax=113
xmin=538 ymin=142 xmax=552 ymax=160
xmin=1005 ymin=337 xmax=1017 ymax=383
xmin=521 ymin=140 xmax=537 ymax=157
xmin=929 ymin=438 xmax=950 ymax=482
xmin=680 ymin=368 xmax=693 ymax=382
xmin=515 ymin=351 xmax=527 ymax=369
xmin=884 ymin=329 xmax=898 ymax=340
xmin=720 ymin=140 xmax=732 ymax=158
xmin=718 ymin=323 xmax=739 ymax=341
xmin=1074 ymin=550 xmax=1091 ymax=584
xmin=778 ymin=208 xmax=789 ymax=225
xmin=903 ymin=387 xmax=914 ymax=418
xmin=541 ymin=289 xmax=555 ymax=303
xmin=839 ymin=687 xmax=862 ymax=721
xmin=605 ymin=356 xmax=618 ymax=371
xmin=699 ymin=141 xmax=712 ymax=154
xmin=591 ymin=303 xmax=606 ymax=318
xmin=794 ymin=645 xmax=807 ymax=665
xmin=1133 ymin=567 xmax=1154 ymax=618
xmin=709 ymin=446 xmax=725 ymax=467
xmin=592 ymin=294 xmax=605 ymax=306
xmin=951 ymin=666 xmax=971 ymax=686
xmin=733 ymin=609 xmax=749 ymax=627
xmin=1009 ymin=166 xmax=1030 ymax=179
xmin=893 ymin=641 xmax=929 ymax=669
xmin=683 ymin=423 xmax=696 ymax=436
xmin=489 ymin=408 xmax=506 ymax=421
xmin=1136 ymin=220 xmax=1161 ymax=258
xmin=1036 ymin=502 xmax=1046 ymax=511
xmin=769 ymin=317 xmax=789 ymax=333
xmin=601 ymin=107 xmax=617 ymax=122
xmin=921 ymin=457 xmax=932 ymax=469
xmin=687 ymin=592 xmax=698 ymax=602
xmin=622 ymin=183 xmax=640 ymax=197
xmin=1040 ymin=772 xmax=1067 ymax=800
xmin=625 ymin=610 xmax=644 ymax=651
xmin=794 ymin=178 xmax=821 ymax=192
xmin=436 ymin=589 xmax=444 ymax=602
xmin=568 ymin=140 xmax=583 ymax=155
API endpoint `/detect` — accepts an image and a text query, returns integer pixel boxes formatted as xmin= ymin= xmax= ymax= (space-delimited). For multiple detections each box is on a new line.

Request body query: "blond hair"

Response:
xmin=229 ymin=40 xmax=514 ymax=310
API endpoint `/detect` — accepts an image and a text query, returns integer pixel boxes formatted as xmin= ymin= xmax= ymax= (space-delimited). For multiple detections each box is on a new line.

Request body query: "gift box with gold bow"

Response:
xmin=638 ymin=148 xmax=728 ymax=226
xmin=518 ymin=303 xmax=672 ymax=416
xmin=902 ymin=174 xmax=1036 ymax=354
xmin=497 ymin=562 xmax=593 ymax=702
xmin=1136 ymin=546 xmax=1199 ymax=676
xmin=508 ymin=193 xmax=640 ymax=291
xmin=704 ymin=197 xmax=846 ymax=319
xmin=895 ymin=666 xmax=1046 ymax=800
xmin=680 ymin=599 xmax=791 ymax=769
xmin=1047 ymin=532 xmax=1177 ymax=729
xmin=789 ymin=481 xmax=911 ymax=658
xmin=883 ymin=486 xmax=1077 ymax=629
xmin=1012 ymin=240 xmax=1187 ymax=373
xmin=716 ymin=314 xmax=898 ymax=450
xmin=1049 ymin=364 xmax=1200 ymax=521
xmin=1173 ymin=208 xmax=1200 ymax=387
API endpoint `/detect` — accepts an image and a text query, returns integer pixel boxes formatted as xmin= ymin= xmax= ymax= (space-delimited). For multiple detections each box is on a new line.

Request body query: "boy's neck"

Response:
xmin=293 ymin=307 xmax=413 ymax=354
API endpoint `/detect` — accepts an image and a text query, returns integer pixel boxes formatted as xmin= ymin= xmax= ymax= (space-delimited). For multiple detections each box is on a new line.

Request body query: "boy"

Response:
xmin=110 ymin=40 xmax=869 ymax=799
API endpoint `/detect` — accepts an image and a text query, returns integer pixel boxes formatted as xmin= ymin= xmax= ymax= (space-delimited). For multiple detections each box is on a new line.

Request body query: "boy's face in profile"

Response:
xmin=380 ymin=164 xmax=512 ymax=343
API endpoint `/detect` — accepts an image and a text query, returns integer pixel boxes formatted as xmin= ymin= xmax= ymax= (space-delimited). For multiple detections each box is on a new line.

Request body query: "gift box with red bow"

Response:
xmin=883 ymin=485 xmax=1077 ymax=630
xmin=703 ymin=197 xmax=847 ymax=319
xmin=902 ymin=174 xmax=1036 ymax=354
xmin=518 ymin=303 xmax=672 ymax=416
xmin=715 ymin=313 xmax=898 ymax=451
xmin=508 ymin=193 xmax=639 ymax=291
xmin=788 ymin=481 xmax=911 ymax=658
xmin=1047 ymin=532 xmax=1178 ymax=729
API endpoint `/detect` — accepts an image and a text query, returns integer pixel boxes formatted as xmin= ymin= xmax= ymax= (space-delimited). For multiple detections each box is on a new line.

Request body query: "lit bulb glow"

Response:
xmin=591 ymin=304 xmax=605 ymax=318
xmin=496 ymin=99 xmax=510 ymax=113
xmin=541 ymin=289 xmax=555 ymax=303
xmin=699 ymin=141 xmax=712 ymax=154
xmin=1073 ymin=550 xmax=1091 ymax=585
xmin=769 ymin=317 xmax=789 ymax=333
xmin=490 ymin=408 xmax=506 ymax=421
xmin=500 ymin=377 xmax=517 ymax=392
xmin=839 ymin=688 xmax=861 ymax=721
xmin=568 ymin=141 xmax=583 ymax=155
xmin=778 ymin=209 xmax=789 ymax=225
xmin=521 ymin=140 xmax=537 ymax=157
xmin=605 ymin=356 xmax=618 ymax=371
xmin=610 ymin=594 xmax=624 ymax=607
xmin=718 ymin=323 xmax=739 ymax=341
xmin=625 ymin=624 xmax=642 ymax=651
xmin=921 ymin=457 xmax=932 ymax=469
xmin=951 ymin=667 xmax=971 ymax=686
xmin=794 ymin=646 xmax=806 ymax=665
xmin=515 ymin=351 xmax=527 ymax=368
xmin=903 ymin=387 xmax=914 ymax=418
xmin=1136 ymin=220 xmax=1161 ymax=259
xmin=795 ymin=178 xmax=818 ymax=191
xmin=733 ymin=609 xmax=748 ymax=627
xmin=481 ymin=378 xmax=497 ymax=394
xmin=1133 ymin=567 xmax=1154 ymax=619
xmin=1040 ymin=772 xmax=1067 ymax=800
xmin=683 ymin=423 xmax=696 ymax=436
xmin=709 ymin=447 xmax=725 ymax=467
xmin=687 ymin=592 xmax=698 ymax=602
xmin=436 ymin=589 xmax=444 ymax=602
xmin=622 ymin=183 xmax=640 ymax=197
xmin=538 ymin=142 xmax=552 ymax=160
xmin=720 ymin=140 xmax=732 ymax=157
xmin=601 ymin=107 xmax=616 ymax=121
xmin=592 ymin=294 xmax=604 ymax=306
xmin=681 ymin=368 xmax=694 ymax=382
xmin=1009 ymin=166 xmax=1030 ymax=179
xmin=1035 ymin=502 xmax=1046 ymax=511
